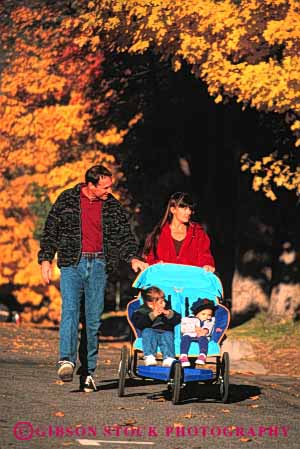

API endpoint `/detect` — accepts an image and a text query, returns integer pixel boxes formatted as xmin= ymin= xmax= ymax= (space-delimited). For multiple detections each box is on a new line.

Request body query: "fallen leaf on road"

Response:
xmin=222 ymin=408 xmax=230 ymax=413
xmin=182 ymin=409 xmax=196 ymax=419
xmin=250 ymin=404 xmax=259 ymax=408
xmin=240 ymin=437 xmax=252 ymax=442
xmin=54 ymin=411 xmax=65 ymax=417
xmin=249 ymin=395 xmax=260 ymax=401
xmin=152 ymin=396 xmax=166 ymax=402
xmin=104 ymin=359 xmax=111 ymax=365
xmin=173 ymin=422 xmax=184 ymax=428
xmin=54 ymin=380 xmax=64 ymax=385
xmin=62 ymin=443 xmax=73 ymax=446
xmin=119 ymin=418 xmax=137 ymax=426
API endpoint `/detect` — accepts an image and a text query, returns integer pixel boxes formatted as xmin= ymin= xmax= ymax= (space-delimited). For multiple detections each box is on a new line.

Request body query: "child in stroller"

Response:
xmin=179 ymin=298 xmax=216 ymax=367
xmin=118 ymin=263 xmax=230 ymax=404
xmin=131 ymin=286 xmax=181 ymax=367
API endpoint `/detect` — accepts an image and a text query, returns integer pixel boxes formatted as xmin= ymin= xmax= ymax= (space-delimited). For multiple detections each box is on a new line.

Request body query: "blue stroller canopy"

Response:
xmin=133 ymin=263 xmax=223 ymax=305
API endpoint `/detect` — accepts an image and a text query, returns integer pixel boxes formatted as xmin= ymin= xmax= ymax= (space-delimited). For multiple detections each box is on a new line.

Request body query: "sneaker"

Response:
xmin=57 ymin=360 xmax=75 ymax=382
xmin=179 ymin=355 xmax=190 ymax=367
xmin=162 ymin=357 xmax=176 ymax=367
xmin=80 ymin=375 xmax=97 ymax=393
xmin=144 ymin=355 xmax=157 ymax=366
xmin=195 ymin=354 xmax=207 ymax=365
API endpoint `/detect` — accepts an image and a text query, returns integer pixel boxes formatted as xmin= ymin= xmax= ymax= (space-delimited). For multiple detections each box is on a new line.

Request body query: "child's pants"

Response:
xmin=142 ymin=328 xmax=175 ymax=358
xmin=180 ymin=335 xmax=208 ymax=355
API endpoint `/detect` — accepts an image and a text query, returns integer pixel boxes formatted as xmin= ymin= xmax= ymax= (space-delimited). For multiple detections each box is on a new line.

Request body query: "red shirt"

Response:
xmin=80 ymin=188 xmax=103 ymax=252
xmin=145 ymin=222 xmax=215 ymax=267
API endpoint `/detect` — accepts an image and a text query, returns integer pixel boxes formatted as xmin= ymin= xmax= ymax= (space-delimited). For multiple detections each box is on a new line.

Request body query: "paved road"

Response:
xmin=1 ymin=324 xmax=299 ymax=449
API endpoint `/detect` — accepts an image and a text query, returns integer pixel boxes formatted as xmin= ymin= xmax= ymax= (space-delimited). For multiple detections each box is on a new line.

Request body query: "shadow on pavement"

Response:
xmin=157 ymin=382 xmax=262 ymax=405
xmin=72 ymin=376 xmax=262 ymax=405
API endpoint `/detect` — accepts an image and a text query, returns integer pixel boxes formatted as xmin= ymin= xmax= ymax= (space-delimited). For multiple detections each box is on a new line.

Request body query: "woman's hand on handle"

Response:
xmin=203 ymin=265 xmax=215 ymax=273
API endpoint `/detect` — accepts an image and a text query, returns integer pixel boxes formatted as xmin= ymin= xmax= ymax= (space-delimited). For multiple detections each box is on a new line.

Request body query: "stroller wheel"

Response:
xmin=118 ymin=345 xmax=128 ymax=397
xmin=172 ymin=363 xmax=183 ymax=405
xmin=219 ymin=352 xmax=230 ymax=403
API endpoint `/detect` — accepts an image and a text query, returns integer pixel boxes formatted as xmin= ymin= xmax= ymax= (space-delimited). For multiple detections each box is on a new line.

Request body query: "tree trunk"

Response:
xmin=268 ymin=242 xmax=300 ymax=321
xmin=268 ymin=283 xmax=300 ymax=321
xmin=231 ymin=270 xmax=269 ymax=321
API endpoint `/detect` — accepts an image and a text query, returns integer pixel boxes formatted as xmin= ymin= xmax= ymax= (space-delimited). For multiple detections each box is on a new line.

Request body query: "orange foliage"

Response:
xmin=0 ymin=3 xmax=138 ymax=323
xmin=82 ymin=0 xmax=300 ymax=199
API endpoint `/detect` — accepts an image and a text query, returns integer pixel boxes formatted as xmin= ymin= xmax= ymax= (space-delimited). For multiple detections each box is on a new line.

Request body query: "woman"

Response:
xmin=143 ymin=192 xmax=215 ymax=271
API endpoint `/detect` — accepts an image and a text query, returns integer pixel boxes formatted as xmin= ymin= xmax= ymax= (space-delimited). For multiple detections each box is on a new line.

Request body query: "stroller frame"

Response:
xmin=117 ymin=264 xmax=230 ymax=404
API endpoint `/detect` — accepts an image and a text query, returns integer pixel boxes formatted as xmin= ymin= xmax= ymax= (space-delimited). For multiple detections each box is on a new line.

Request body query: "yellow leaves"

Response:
xmin=290 ymin=120 xmax=300 ymax=131
xmin=264 ymin=189 xmax=277 ymax=201
xmin=214 ymin=94 xmax=223 ymax=104
xmin=295 ymin=138 xmax=300 ymax=147
xmin=104 ymin=17 xmax=121 ymax=31
xmin=15 ymin=288 xmax=43 ymax=307
xmin=96 ymin=112 xmax=143 ymax=146
xmin=252 ymin=176 xmax=263 ymax=192
xmin=262 ymin=156 xmax=273 ymax=165
xmin=173 ymin=59 xmax=182 ymax=72
xmin=129 ymin=40 xmax=150 ymax=54
xmin=250 ymin=161 xmax=262 ymax=173
xmin=241 ymin=163 xmax=250 ymax=172
xmin=74 ymin=35 xmax=89 ymax=48
xmin=96 ymin=127 xmax=127 ymax=146
xmin=244 ymin=151 xmax=300 ymax=199
xmin=91 ymin=35 xmax=101 ymax=50
xmin=128 ymin=113 xmax=143 ymax=128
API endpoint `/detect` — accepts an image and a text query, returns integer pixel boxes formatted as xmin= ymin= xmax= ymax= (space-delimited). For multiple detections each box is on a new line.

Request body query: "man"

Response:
xmin=38 ymin=165 xmax=148 ymax=392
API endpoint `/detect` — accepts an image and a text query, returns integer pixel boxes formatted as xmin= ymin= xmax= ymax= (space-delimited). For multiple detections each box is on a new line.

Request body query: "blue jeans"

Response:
xmin=142 ymin=328 xmax=175 ymax=359
xmin=180 ymin=335 xmax=208 ymax=355
xmin=59 ymin=256 xmax=107 ymax=374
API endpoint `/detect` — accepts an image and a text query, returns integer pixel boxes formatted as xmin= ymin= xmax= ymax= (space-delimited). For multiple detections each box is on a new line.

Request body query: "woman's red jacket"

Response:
xmin=145 ymin=222 xmax=215 ymax=268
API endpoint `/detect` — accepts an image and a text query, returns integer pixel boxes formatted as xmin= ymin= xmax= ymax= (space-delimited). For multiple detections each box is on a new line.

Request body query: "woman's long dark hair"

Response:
xmin=143 ymin=192 xmax=196 ymax=259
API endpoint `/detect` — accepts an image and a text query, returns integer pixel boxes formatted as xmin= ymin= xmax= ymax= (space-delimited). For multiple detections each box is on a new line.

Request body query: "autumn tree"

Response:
xmin=76 ymin=0 xmax=300 ymax=321
xmin=2 ymin=0 xmax=300 ymax=323
xmin=76 ymin=0 xmax=300 ymax=200
xmin=0 ymin=1 xmax=141 ymax=323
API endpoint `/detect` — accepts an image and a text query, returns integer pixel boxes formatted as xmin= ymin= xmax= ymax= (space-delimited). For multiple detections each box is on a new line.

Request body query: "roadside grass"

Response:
xmin=229 ymin=313 xmax=300 ymax=342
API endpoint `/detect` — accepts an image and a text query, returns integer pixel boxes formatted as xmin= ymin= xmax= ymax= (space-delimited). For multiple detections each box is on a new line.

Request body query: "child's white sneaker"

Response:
xmin=162 ymin=357 xmax=176 ymax=367
xmin=144 ymin=355 xmax=157 ymax=366
xmin=195 ymin=354 xmax=207 ymax=365
xmin=179 ymin=355 xmax=190 ymax=367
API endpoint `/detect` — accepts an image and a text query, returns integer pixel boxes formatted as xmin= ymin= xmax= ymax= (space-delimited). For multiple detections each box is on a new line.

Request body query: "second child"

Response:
xmin=132 ymin=286 xmax=181 ymax=367
xmin=179 ymin=298 xmax=216 ymax=367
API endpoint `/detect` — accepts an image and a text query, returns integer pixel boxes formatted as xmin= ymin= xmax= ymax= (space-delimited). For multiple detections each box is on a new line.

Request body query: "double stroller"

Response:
xmin=117 ymin=263 xmax=230 ymax=404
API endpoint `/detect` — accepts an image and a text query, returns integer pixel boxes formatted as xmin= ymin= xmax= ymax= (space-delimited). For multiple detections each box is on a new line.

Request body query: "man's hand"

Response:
xmin=203 ymin=265 xmax=215 ymax=273
xmin=131 ymin=258 xmax=149 ymax=273
xmin=41 ymin=261 xmax=52 ymax=285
